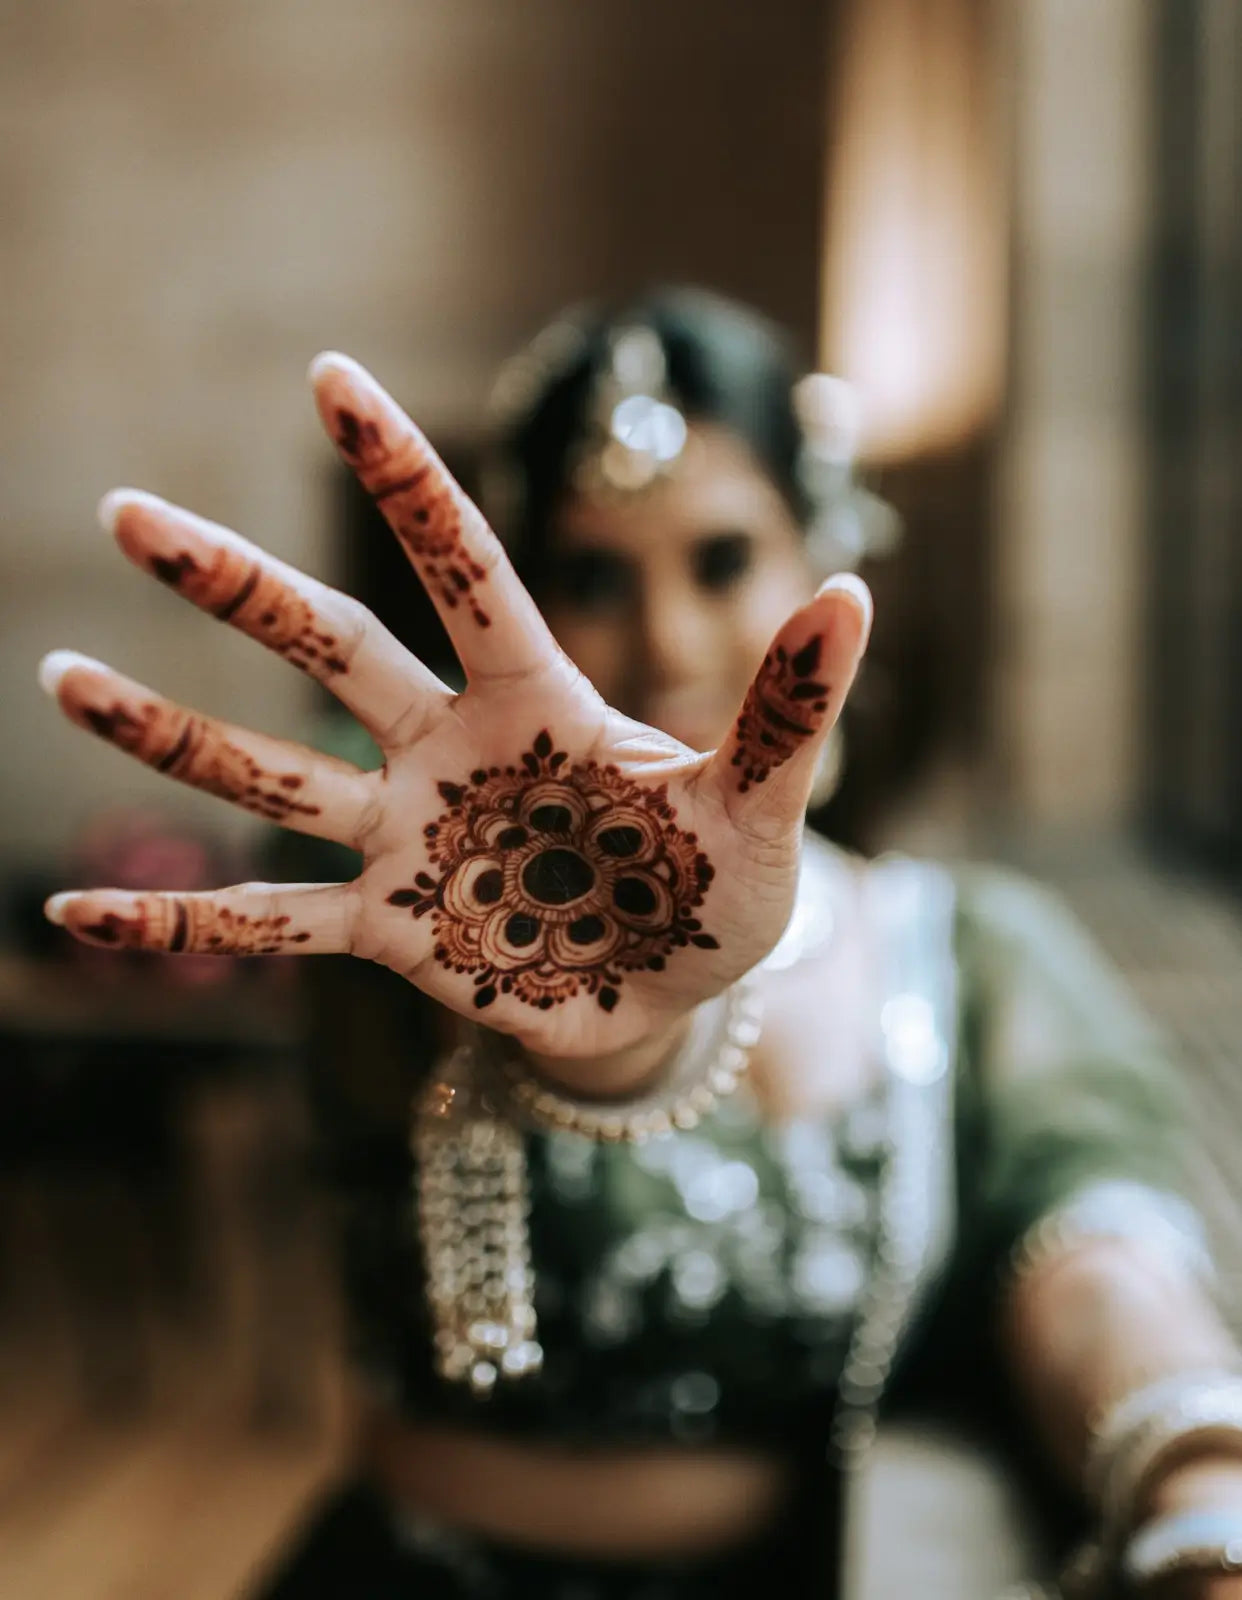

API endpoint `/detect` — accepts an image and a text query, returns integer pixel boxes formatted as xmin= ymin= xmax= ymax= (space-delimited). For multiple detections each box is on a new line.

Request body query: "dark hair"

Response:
xmin=488 ymin=286 xmax=813 ymax=589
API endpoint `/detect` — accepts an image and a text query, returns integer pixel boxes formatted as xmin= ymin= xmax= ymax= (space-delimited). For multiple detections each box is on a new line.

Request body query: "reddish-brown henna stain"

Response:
xmin=144 ymin=546 xmax=348 ymax=676
xmin=150 ymin=552 xmax=199 ymax=588
xmin=72 ymin=901 xmax=311 ymax=955
xmin=331 ymin=407 xmax=381 ymax=464
xmin=386 ymin=730 xmax=718 ymax=1012
xmin=731 ymin=634 xmax=831 ymax=793
xmin=330 ymin=405 xmax=491 ymax=629
xmin=73 ymin=695 xmax=322 ymax=825
xmin=192 ymin=909 xmax=310 ymax=956
xmin=83 ymin=705 xmax=144 ymax=742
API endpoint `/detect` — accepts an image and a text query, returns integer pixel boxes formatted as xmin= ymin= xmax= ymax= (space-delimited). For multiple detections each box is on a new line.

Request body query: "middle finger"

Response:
xmin=310 ymin=353 xmax=565 ymax=688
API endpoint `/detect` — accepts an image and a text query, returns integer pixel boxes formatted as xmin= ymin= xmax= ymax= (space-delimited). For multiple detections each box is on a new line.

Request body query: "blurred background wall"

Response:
xmin=7 ymin=0 xmax=1233 ymax=872
xmin=0 ymin=0 xmax=828 ymax=867
xmin=995 ymin=0 xmax=1152 ymax=828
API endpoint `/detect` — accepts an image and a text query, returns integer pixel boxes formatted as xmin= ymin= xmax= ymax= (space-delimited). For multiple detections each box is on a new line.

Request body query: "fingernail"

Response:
xmin=98 ymin=487 xmax=163 ymax=536
xmin=37 ymin=648 xmax=105 ymax=696
xmin=818 ymin=571 xmax=874 ymax=636
xmin=44 ymin=892 xmax=74 ymax=926
xmin=307 ymin=350 xmax=361 ymax=386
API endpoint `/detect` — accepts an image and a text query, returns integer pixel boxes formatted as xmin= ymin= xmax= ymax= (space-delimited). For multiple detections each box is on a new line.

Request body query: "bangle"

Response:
xmin=1123 ymin=1508 xmax=1242 ymax=1585
xmin=473 ymin=971 xmax=764 ymax=1143
xmin=1087 ymin=1372 xmax=1242 ymax=1533
xmin=1007 ymin=1181 xmax=1216 ymax=1296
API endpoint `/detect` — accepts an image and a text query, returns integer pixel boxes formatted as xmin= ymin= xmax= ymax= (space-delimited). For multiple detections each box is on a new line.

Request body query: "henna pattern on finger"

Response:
xmin=69 ymin=901 xmax=312 ymax=955
xmin=385 ymin=730 xmax=719 ymax=1012
xmin=331 ymin=407 xmax=491 ymax=629
xmin=146 ymin=547 xmax=348 ymax=675
xmin=332 ymin=409 xmax=380 ymax=462
xmin=74 ymin=697 xmax=322 ymax=824
xmin=730 ymin=634 xmax=830 ymax=793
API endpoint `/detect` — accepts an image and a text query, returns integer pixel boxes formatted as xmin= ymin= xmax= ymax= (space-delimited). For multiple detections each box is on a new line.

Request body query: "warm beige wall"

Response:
xmin=1 ymin=0 xmax=827 ymax=869
xmin=993 ymin=0 xmax=1151 ymax=827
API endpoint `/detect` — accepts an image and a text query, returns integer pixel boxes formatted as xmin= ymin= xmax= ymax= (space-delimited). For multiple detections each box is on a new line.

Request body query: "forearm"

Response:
xmin=1001 ymin=1237 xmax=1239 ymax=1494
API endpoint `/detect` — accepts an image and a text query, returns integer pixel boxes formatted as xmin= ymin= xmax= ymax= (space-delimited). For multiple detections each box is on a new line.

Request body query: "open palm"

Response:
xmin=41 ymin=355 xmax=871 ymax=1059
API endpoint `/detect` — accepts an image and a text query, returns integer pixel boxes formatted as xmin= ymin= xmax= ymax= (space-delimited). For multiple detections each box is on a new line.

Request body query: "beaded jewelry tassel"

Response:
xmin=413 ymin=1048 xmax=543 ymax=1398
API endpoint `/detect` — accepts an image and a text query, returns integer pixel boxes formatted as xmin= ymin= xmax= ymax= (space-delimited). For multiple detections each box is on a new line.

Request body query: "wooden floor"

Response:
xmin=0 ymin=1406 xmax=339 ymax=1600
xmin=2 ymin=838 xmax=1240 ymax=1599
xmin=0 ymin=1079 xmax=350 ymax=1600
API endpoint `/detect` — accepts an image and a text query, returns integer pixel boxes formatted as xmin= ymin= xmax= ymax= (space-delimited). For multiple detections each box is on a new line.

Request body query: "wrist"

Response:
xmin=522 ymin=1015 xmax=691 ymax=1099
xmin=474 ymin=976 xmax=763 ymax=1143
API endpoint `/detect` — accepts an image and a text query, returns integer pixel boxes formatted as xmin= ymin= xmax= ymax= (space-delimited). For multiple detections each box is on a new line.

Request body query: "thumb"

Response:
xmin=704 ymin=573 xmax=873 ymax=827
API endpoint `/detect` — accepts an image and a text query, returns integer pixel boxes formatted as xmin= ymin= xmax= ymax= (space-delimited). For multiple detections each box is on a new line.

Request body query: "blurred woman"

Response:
xmin=39 ymin=290 xmax=1242 ymax=1597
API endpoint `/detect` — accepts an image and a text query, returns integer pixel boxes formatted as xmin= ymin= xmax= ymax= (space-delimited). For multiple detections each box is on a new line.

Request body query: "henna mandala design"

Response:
xmin=731 ymin=634 xmax=829 ymax=792
xmin=332 ymin=407 xmax=491 ymax=628
xmin=387 ymin=731 xmax=719 ymax=1012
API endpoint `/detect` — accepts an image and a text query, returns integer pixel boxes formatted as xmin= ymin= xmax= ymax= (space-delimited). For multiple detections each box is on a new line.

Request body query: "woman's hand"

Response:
xmin=39 ymin=354 xmax=870 ymax=1064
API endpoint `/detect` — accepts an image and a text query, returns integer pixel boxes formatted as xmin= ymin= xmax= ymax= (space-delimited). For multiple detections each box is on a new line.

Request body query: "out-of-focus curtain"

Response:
xmin=818 ymin=0 xmax=1006 ymax=465
xmin=1146 ymin=0 xmax=1242 ymax=877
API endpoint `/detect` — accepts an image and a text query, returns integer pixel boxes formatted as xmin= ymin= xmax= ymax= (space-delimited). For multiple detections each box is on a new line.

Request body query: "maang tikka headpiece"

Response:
xmin=571 ymin=324 xmax=689 ymax=501
xmin=479 ymin=308 xmax=900 ymax=577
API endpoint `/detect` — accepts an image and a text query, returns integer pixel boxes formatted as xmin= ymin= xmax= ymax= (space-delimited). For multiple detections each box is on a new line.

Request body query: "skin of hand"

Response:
xmin=38 ymin=353 xmax=872 ymax=1091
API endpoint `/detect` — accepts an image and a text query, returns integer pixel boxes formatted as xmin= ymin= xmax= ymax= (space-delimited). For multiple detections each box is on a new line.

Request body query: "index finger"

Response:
xmin=309 ymin=353 xmax=562 ymax=685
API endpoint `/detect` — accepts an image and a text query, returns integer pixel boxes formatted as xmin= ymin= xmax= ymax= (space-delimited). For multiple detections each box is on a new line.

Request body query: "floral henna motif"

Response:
xmin=331 ymin=407 xmax=491 ymax=628
xmin=386 ymin=731 xmax=719 ymax=1012
xmin=731 ymin=634 xmax=830 ymax=792
xmin=147 ymin=548 xmax=348 ymax=675
xmin=71 ymin=902 xmax=311 ymax=955
xmin=76 ymin=700 xmax=321 ymax=824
